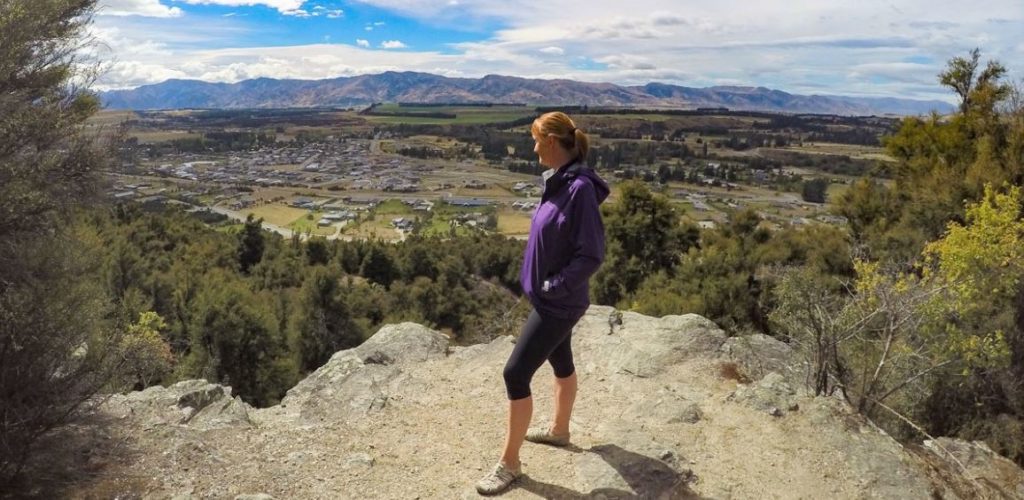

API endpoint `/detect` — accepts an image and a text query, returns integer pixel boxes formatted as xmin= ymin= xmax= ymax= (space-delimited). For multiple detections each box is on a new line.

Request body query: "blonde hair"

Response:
xmin=531 ymin=111 xmax=589 ymax=163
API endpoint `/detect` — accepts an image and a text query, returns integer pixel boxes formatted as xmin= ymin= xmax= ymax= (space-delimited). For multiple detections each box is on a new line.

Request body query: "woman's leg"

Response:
xmin=547 ymin=334 xmax=577 ymax=436
xmin=551 ymin=372 xmax=577 ymax=435
xmin=499 ymin=310 xmax=577 ymax=468
xmin=500 ymin=396 xmax=532 ymax=470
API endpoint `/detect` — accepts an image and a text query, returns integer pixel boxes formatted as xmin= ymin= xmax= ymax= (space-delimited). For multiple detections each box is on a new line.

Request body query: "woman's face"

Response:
xmin=532 ymin=131 xmax=552 ymax=168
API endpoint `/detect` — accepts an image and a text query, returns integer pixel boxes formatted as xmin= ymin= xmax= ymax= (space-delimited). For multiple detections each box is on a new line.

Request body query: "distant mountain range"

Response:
xmin=100 ymin=71 xmax=953 ymax=116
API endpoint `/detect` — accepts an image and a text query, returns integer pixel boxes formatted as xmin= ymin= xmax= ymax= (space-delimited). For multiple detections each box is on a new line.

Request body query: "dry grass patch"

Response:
xmin=241 ymin=204 xmax=310 ymax=227
xmin=497 ymin=210 xmax=533 ymax=236
xmin=129 ymin=131 xmax=202 ymax=144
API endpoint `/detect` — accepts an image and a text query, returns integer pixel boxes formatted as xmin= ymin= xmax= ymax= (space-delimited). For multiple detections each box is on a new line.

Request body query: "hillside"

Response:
xmin=99 ymin=72 xmax=953 ymax=116
xmin=34 ymin=306 xmax=1023 ymax=499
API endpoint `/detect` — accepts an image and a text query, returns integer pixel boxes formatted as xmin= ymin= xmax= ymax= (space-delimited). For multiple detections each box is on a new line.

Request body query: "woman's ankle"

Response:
xmin=499 ymin=459 xmax=521 ymax=471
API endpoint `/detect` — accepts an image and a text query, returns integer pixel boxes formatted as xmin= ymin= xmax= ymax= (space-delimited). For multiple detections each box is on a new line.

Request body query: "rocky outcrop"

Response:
xmin=87 ymin=306 xmax=1024 ymax=499
xmin=279 ymin=322 xmax=449 ymax=423
xmin=104 ymin=379 xmax=252 ymax=429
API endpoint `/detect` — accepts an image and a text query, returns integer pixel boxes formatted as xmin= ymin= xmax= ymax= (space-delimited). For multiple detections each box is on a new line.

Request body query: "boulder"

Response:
xmin=577 ymin=306 xmax=728 ymax=378
xmin=728 ymin=371 xmax=801 ymax=416
xmin=280 ymin=322 xmax=448 ymax=422
xmin=923 ymin=438 xmax=1024 ymax=498
xmin=719 ymin=333 xmax=801 ymax=384
xmin=108 ymin=379 xmax=252 ymax=429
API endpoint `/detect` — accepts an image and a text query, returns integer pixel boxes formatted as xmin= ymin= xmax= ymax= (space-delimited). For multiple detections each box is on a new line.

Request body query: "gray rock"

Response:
xmin=174 ymin=380 xmax=226 ymax=412
xmin=281 ymin=323 xmax=448 ymax=423
xmin=729 ymin=371 xmax=801 ymax=415
xmin=234 ymin=495 xmax=274 ymax=500
xmin=923 ymin=437 xmax=1024 ymax=498
xmin=627 ymin=391 xmax=702 ymax=424
xmin=344 ymin=453 xmax=375 ymax=469
xmin=111 ymin=379 xmax=252 ymax=429
xmin=577 ymin=307 xmax=728 ymax=378
xmin=353 ymin=322 xmax=449 ymax=365
xmin=720 ymin=333 xmax=800 ymax=383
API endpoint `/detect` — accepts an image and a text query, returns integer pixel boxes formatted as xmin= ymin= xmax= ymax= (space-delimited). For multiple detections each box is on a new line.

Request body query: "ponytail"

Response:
xmin=573 ymin=128 xmax=589 ymax=163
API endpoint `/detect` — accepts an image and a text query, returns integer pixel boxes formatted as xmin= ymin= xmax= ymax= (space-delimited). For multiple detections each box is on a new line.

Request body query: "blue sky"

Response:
xmin=93 ymin=0 xmax=1024 ymax=102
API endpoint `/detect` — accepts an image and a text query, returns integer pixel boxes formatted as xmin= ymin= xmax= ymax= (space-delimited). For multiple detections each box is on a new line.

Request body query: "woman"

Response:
xmin=476 ymin=112 xmax=609 ymax=495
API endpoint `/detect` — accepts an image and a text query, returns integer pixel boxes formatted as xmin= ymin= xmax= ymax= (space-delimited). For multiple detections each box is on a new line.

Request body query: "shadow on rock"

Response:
xmin=517 ymin=443 xmax=706 ymax=499
xmin=0 ymin=409 xmax=146 ymax=500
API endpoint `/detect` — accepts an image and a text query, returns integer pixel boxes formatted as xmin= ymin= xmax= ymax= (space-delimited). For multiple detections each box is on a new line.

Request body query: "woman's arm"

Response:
xmin=544 ymin=179 xmax=605 ymax=296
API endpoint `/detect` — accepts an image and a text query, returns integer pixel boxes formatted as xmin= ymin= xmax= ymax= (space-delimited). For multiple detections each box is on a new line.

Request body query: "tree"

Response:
xmin=0 ymin=0 xmax=124 ymax=482
xmin=120 ymin=312 xmax=174 ymax=389
xmin=771 ymin=186 xmax=1020 ymax=457
xmin=592 ymin=181 xmax=698 ymax=305
xmin=939 ymin=48 xmax=1010 ymax=116
xmin=290 ymin=267 xmax=364 ymax=372
xmin=181 ymin=269 xmax=293 ymax=406
xmin=838 ymin=49 xmax=1018 ymax=263
xmin=237 ymin=214 xmax=265 ymax=274
xmin=801 ymin=178 xmax=829 ymax=204
xmin=360 ymin=243 xmax=396 ymax=288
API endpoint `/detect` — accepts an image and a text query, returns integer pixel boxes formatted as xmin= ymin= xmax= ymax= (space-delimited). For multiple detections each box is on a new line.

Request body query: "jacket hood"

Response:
xmin=543 ymin=160 xmax=611 ymax=205
xmin=577 ymin=166 xmax=610 ymax=205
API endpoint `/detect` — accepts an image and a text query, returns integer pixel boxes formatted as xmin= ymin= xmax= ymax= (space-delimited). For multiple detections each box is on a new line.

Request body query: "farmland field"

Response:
xmin=240 ymin=204 xmax=310 ymax=227
xmin=497 ymin=209 xmax=533 ymax=237
xmin=360 ymin=104 xmax=535 ymax=125
xmin=130 ymin=130 xmax=204 ymax=144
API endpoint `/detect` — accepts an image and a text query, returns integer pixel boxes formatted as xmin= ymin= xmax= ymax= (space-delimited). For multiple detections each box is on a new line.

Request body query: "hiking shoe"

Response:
xmin=475 ymin=462 xmax=521 ymax=495
xmin=525 ymin=427 xmax=570 ymax=446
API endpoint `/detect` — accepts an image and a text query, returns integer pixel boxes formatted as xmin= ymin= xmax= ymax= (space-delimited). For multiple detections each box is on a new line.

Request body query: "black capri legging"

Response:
xmin=502 ymin=309 xmax=580 ymax=400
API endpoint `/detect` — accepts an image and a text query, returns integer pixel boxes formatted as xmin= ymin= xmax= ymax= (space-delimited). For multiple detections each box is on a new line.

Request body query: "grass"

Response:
xmin=826 ymin=182 xmax=850 ymax=202
xmin=288 ymin=211 xmax=338 ymax=236
xmin=241 ymin=204 xmax=310 ymax=226
xmin=776 ymin=142 xmax=894 ymax=162
xmin=342 ymin=217 xmax=403 ymax=240
xmin=497 ymin=210 xmax=533 ymax=236
xmin=130 ymin=131 xmax=203 ymax=144
xmin=373 ymin=199 xmax=415 ymax=216
xmin=419 ymin=218 xmax=473 ymax=238
xmin=214 ymin=223 xmax=244 ymax=234
xmin=360 ymin=104 xmax=535 ymax=125
xmin=86 ymin=110 xmax=136 ymax=126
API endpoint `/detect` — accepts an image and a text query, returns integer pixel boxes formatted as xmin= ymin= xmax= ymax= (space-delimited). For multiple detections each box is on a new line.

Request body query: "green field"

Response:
xmin=497 ymin=209 xmax=532 ymax=236
xmin=288 ymin=211 xmax=337 ymax=236
xmin=86 ymin=110 xmax=136 ymax=126
xmin=361 ymin=104 xmax=535 ymax=125
xmin=130 ymin=130 xmax=203 ymax=144
xmin=242 ymin=204 xmax=310 ymax=227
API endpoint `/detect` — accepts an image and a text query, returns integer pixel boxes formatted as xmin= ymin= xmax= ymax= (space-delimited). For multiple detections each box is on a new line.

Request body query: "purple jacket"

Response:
xmin=520 ymin=160 xmax=610 ymax=319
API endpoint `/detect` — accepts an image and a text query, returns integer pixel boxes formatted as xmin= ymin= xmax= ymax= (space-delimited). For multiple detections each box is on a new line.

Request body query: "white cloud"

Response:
xmin=99 ymin=0 xmax=183 ymax=17
xmin=380 ymin=40 xmax=407 ymax=49
xmin=283 ymin=9 xmax=311 ymax=17
xmin=595 ymin=54 xmax=656 ymax=70
xmin=177 ymin=0 xmax=307 ymax=14
xmin=356 ymin=39 xmax=370 ymax=48
xmin=326 ymin=9 xmax=344 ymax=18
xmin=539 ymin=46 xmax=564 ymax=55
